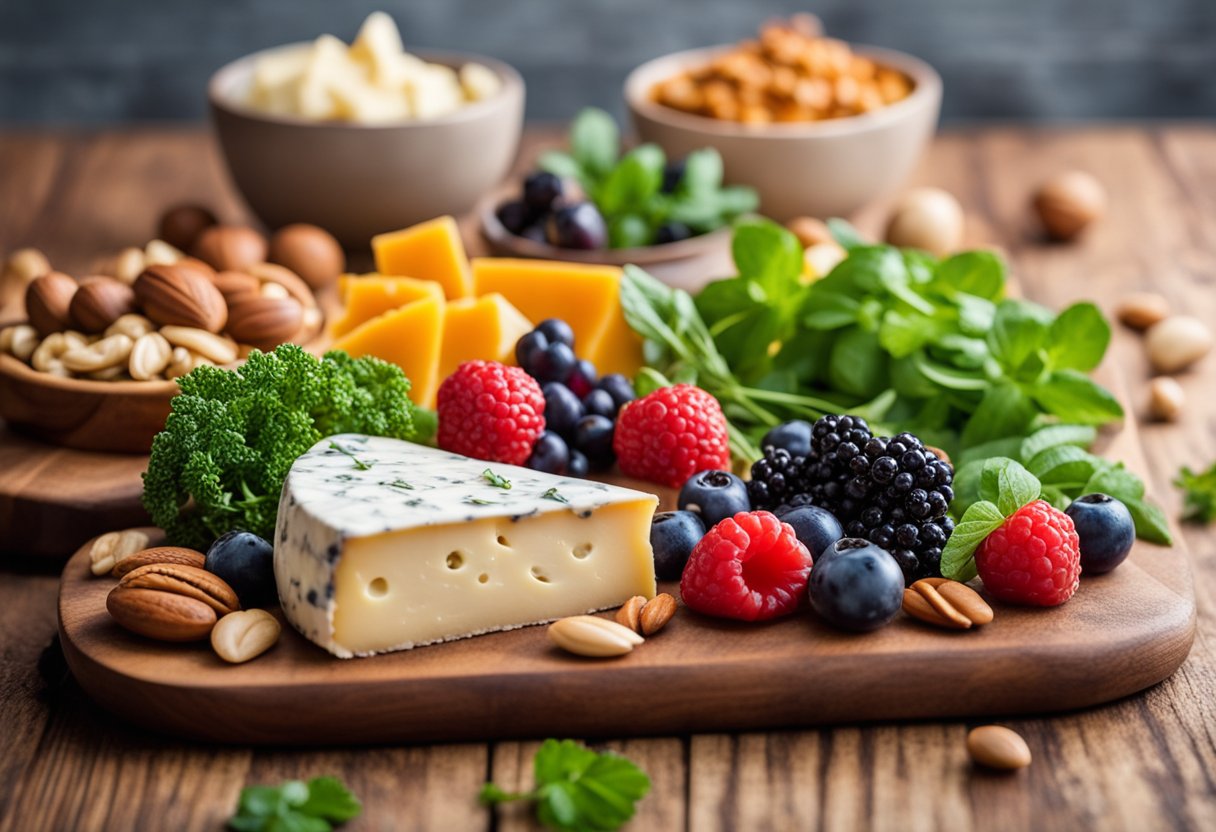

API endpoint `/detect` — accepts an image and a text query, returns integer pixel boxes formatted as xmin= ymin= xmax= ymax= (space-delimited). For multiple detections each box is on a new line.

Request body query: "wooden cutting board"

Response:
xmin=56 ymin=411 xmax=1196 ymax=745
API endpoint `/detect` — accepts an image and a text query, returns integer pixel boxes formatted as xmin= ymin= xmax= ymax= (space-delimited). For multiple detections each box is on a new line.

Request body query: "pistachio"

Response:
xmin=128 ymin=331 xmax=173 ymax=380
xmin=967 ymin=725 xmax=1032 ymax=770
xmin=548 ymin=615 xmax=644 ymax=658
xmin=1145 ymin=316 xmax=1213 ymax=374
xmin=211 ymin=609 xmax=282 ymax=663
xmin=88 ymin=529 xmax=153 ymax=576
xmin=1148 ymin=376 xmax=1185 ymax=422
xmin=61 ymin=333 xmax=134 ymax=373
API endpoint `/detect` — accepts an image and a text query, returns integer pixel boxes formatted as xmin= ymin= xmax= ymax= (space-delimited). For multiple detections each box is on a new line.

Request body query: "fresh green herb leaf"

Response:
xmin=228 ymin=777 xmax=360 ymax=832
xmin=383 ymin=479 xmax=414 ymax=491
xmin=977 ymin=457 xmax=1042 ymax=516
xmin=483 ymin=469 xmax=513 ymax=490
xmin=597 ymin=144 xmax=664 ymax=216
xmin=1126 ymin=499 xmax=1174 ymax=545
xmin=1176 ymin=462 xmax=1216 ymax=523
xmin=731 ymin=220 xmax=803 ymax=288
xmin=1030 ymin=369 xmax=1125 ymax=424
xmin=679 ymin=148 xmax=724 ymax=195
xmin=960 ymin=382 xmax=1036 ymax=447
xmin=329 ymin=441 xmax=374 ymax=470
xmin=940 ymin=500 xmax=1006 ymax=582
xmin=934 ymin=251 xmax=1006 ymax=301
xmin=568 ymin=107 xmax=619 ymax=177
xmin=479 ymin=739 xmax=651 ymax=832
xmin=1046 ymin=303 xmax=1110 ymax=372
xmin=987 ymin=300 xmax=1053 ymax=371
xmin=1020 ymin=424 xmax=1098 ymax=461
xmin=827 ymin=218 xmax=867 ymax=250
xmin=542 ymin=487 xmax=570 ymax=504
xmin=466 ymin=497 xmax=495 ymax=506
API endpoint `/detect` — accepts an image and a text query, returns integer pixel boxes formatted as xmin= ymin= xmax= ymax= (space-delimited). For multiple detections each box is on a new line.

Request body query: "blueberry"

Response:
xmin=205 ymin=531 xmax=275 ymax=607
xmin=547 ymin=202 xmax=607 ymax=250
xmin=678 ymin=469 xmax=750 ymax=528
xmin=1066 ymin=493 xmax=1135 ymax=574
xmin=582 ymin=388 xmax=616 ymax=419
xmin=535 ymin=318 xmax=575 ymax=348
xmin=567 ymin=359 xmax=598 ymax=398
xmin=542 ymin=382 xmax=584 ymax=438
xmin=520 ymin=223 xmax=548 ymax=243
xmin=496 ymin=199 xmax=533 ymax=235
xmin=515 ymin=330 xmax=549 ymax=372
xmin=761 ymin=420 xmax=813 ymax=457
xmin=523 ymin=171 xmax=563 ymax=212
xmin=531 ymin=341 xmax=577 ymax=384
xmin=661 ymin=159 xmax=686 ymax=194
xmin=597 ymin=374 xmax=635 ymax=409
xmin=650 ymin=510 xmax=705 ymax=581
xmin=574 ymin=414 xmax=615 ymax=470
xmin=808 ymin=538 xmax=904 ymax=632
xmin=568 ymin=449 xmax=590 ymax=477
xmin=775 ymin=505 xmax=843 ymax=559
xmin=655 ymin=222 xmax=693 ymax=245
xmin=525 ymin=431 xmax=570 ymax=475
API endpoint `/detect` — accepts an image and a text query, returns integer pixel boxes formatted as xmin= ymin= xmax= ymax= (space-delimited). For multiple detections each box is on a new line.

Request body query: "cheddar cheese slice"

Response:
xmin=438 ymin=293 xmax=533 ymax=380
xmin=372 ymin=216 xmax=472 ymax=299
xmin=331 ymin=296 xmax=444 ymax=406
xmin=330 ymin=273 xmax=445 ymax=339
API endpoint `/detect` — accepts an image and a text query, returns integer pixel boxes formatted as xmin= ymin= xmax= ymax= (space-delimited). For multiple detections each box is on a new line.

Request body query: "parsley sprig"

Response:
xmin=483 ymin=469 xmax=513 ymax=489
xmin=228 ymin=776 xmax=360 ymax=832
xmin=479 ymin=739 xmax=650 ymax=832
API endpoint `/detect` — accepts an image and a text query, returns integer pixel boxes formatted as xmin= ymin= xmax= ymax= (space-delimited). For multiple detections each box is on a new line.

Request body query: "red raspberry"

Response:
xmin=436 ymin=360 xmax=545 ymax=465
xmin=680 ymin=511 xmax=813 ymax=621
xmin=975 ymin=500 xmax=1081 ymax=607
xmin=613 ymin=384 xmax=730 ymax=488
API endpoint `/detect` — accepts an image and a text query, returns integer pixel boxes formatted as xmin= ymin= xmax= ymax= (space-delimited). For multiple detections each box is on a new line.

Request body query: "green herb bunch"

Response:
xmin=1176 ymin=461 xmax=1216 ymax=523
xmin=142 ymin=344 xmax=431 ymax=550
xmin=539 ymin=108 xmax=758 ymax=248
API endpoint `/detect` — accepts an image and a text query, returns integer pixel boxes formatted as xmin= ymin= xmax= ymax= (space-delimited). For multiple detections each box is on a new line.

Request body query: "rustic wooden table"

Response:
xmin=1 ymin=126 xmax=1214 ymax=832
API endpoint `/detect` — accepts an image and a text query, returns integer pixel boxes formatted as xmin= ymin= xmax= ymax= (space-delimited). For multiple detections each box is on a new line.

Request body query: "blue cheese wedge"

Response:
xmin=275 ymin=434 xmax=658 ymax=658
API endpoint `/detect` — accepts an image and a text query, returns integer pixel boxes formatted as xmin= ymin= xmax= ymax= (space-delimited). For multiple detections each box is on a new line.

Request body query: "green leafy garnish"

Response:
xmin=542 ymin=487 xmax=570 ymax=504
xmin=383 ymin=479 xmax=414 ymax=491
xmin=1177 ymin=462 xmax=1216 ymax=523
xmin=142 ymin=345 xmax=425 ymax=550
xmin=538 ymin=108 xmax=757 ymax=248
xmin=466 ymin=497 xmax=495 ymax=506
xmin=942 ymin=458 xmax=1042 ymax=581
xmin=483 ymin=469 xmax=513 ymax=490
xmin=479 ymin=739 xmax=651 ymax=832
xmin=228 ymin=776 xmax=360 ymax=832
xmin=328 ymin=441 xmax=374 ymax=471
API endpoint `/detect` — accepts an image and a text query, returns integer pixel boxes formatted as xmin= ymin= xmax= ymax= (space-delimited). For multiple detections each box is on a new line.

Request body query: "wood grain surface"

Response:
xmin=1 ymin=126 xmax=1215 ymax=831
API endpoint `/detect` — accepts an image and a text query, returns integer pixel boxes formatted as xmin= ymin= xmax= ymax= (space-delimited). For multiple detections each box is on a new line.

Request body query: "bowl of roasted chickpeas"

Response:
xmin=624 ymin=16 xmax=941 ymax=221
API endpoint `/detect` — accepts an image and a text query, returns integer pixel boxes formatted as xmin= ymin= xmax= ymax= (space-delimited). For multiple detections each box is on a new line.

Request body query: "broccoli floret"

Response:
xmin=142 ymin=344 xmax=422 ymax=550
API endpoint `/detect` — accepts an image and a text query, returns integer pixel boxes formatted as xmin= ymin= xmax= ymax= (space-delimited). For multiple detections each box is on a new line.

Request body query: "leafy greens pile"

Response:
xmin=228 ymin=776 xmax=360 ymax=832
xmin=143 ymin=344 xmax=431 ymax=550
xmin=539 ymin=107 xmax=758 ymax=248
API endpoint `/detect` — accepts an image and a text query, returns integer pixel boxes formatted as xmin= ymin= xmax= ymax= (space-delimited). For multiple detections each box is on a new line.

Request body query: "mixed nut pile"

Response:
xmin=0 ymin=205 xmax=343 ymax=382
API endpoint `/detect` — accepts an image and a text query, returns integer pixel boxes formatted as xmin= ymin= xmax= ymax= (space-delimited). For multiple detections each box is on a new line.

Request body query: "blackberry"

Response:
xmin=747 ymin=415 xmax=955 ymax=585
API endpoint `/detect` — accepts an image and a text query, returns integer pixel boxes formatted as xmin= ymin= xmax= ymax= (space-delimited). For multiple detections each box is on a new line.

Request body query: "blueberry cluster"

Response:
xmin=749 ymin=415 xmax=956 ymax=584
xmin=515 ymin=318 xmax=635 ymax=476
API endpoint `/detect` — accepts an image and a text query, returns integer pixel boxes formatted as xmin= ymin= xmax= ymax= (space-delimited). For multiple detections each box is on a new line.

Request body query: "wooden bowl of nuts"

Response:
xmin=624 ymin=17 xmax=942 ymax=221
xmin=0 ymin=215 xmax=339 ymax=453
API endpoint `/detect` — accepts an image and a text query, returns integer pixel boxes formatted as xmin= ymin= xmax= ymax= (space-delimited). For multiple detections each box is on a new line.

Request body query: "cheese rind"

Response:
xmin=275 ymin=435 xmax=658 ymax=658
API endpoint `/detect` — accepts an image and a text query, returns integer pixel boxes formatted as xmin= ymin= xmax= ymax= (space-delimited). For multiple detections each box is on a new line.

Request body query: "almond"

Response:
xmin=25 ymin=272 xmax=78 ymax=336
xmin=112 ymin=545 xmax=206 ymax=577
xmin=1115 ymin=292 xmax=1169 ymax=331
xmin=191 ymin=225 xmax=268 ymax=272
xmin=212 ymin=270 xmax=261 ymax=303
xmin=1145 ymin=316 xmax=1213 ymax=374
xmin=225 ymin=295 xmax=304 ymax=349
xmin=69 ymin=276 xmax=138 ymax=333
xmin=903 ymin=577 xmax=994 ymax=630
xmin=211 ymin=609 xmax=281 ymax=663
xmin=135 ymin=264 xmax=228 ymax=333
xmin=1033 ymin=171 xmax=1105 ymax=241
xmin=615 ymin=595 xmax=646 ymax=633
xmin=548 ymin=615 xmax=644 ymax=657
xmin=107 ymin=586 xmax=218 ymax=641
xmin=639 ymin=593 xmax=678 ymax=635
xmin=967 ymin=725 xmax=1032 ymax=770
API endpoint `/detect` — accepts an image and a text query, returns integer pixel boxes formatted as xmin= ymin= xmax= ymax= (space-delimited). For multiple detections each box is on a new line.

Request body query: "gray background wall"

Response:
xmin=1 ymin=0 xmax=1213 ymax=124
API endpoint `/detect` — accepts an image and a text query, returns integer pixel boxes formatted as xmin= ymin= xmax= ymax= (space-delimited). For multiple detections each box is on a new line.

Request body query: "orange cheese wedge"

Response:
xmin=438 ymin=293 xmax=533 ymax=380
xmin=371 ymin=216 xmax=472 ymax=299
xmin=329 ymin=274 xmax=445 ymax=340
xmin=332 ymin=295 xmax=445 ymax=407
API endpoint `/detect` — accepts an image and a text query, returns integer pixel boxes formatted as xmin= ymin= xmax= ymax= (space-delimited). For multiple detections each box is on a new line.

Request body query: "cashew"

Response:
xmin=144 ymin=238 xmax=184 ymax=266
xmin=105 ymin=313 xmax=156 ymax=340
xmin=3 ymin=248 xmax=51 ymax=284
xmin=10 ymin=325 xmax=39 ymax=361
xmin=164 ymin=346 xmax=214 ymax=379
xmin=61 ymin=333 xmax=134 ymax=373
xmin=159 ymin=325 xmax=238 ymax=365
xmin=129 ymin=332 xmax=173 ymax=380
xmin=112 ymin=247 xmax=148 ymax=285
xmin=31 ymin=332 xmax=71 ymax=371
xmin=89 ymin=364 xmax=128 ymax=381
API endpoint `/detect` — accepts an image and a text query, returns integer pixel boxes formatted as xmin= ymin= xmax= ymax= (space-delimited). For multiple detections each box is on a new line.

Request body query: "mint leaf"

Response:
xmin=1046 ymin=302 xmax=1110 ymax=372
xmin=1031 ymin=369 xmax=1125 ymax=424
xmin=1026 ymin=445 xmax=1100 ymax=486
xmin=987 ymin=300 xmax=1053 ymax=371
xmin=1176 ymin=462 xmax=1216 ymax=523
xmin=935 ymin=251 xmax=1006 ymax=301
xmin=298 ymin=777 xmax=362 ymax=822
xmin=731 ymin=220 xmax=803 ymax=288
xmin=941 ymin=500 xmax=1006 ymax=582
xmin=597 ymin=144 xmax=663 ymax=216
xmin=1020 ymin=424 xmax=1097 ymax=461
xmin=977 ymin=458 xmax=1042 ymax=516
xmin=960 ymin=382 xmax=1036 ymax=447
xmin=229 ymin=777 xmax=360 ymax=832
xmin=1083 ymin=462 xmax=1146 ymax=501
xmin=483 ymin=469 xmax=513 ymax=490
xmin=569 ymin=107 xmax=619 ymax=177
xmin=678 ymin=148 xmax=724 ymax=195
xmin=1126 ymin=498 xmax=1173 ymax=545
xmin=827 ymin=218 xmax=867 ymax=250
xmin=537 ymin=150 xmax=585 ymax=182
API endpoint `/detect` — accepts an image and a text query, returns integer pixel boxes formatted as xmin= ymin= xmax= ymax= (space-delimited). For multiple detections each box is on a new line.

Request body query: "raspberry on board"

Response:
xmin=975 ymin=500 xmax=1081 ymax=607
xmin=613 ymin=384 xmax=731 ymax=488
xmin=436 ymin=360 xmax=545 ymax=466
xmin=680 ymin=511 xmax=813 ymax=621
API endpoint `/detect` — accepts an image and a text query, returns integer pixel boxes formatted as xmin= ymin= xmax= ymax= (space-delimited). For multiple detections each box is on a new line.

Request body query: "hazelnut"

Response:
xmin=25 ymin=272 xmax=78 ymax=336
xmin=268 ymin=224 xmax=345 ymax=290
xmin=191 ymin=225 xmax=268 ymax=272
xmin=1033 ymin=171 xmax=1105 ymax=241
xmin=225 ymin=295 xmax=305 ymax=350
xmin=212 ymin=271 xmax=261 ymax=304
xmin=786 ymin=216 xmax=833 ymax=248
xmin=1148 ymin=377 xmax=1184 ymax=422
xmin=69 ymin=276 xmax=138 ymax=333
xmin=1145 ymin=316 xmax=1213 ymax=374
xmin=884 ymin=188 xmax=964 ymax=256
xmin=158 ymin=204 xmax=218 ymax=252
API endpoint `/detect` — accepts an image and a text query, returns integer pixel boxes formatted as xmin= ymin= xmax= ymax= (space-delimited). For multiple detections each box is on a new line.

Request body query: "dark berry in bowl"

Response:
xmin=598 ymin=374 xmax=635 ymax=409
xmin=678 ymin=469 xmax=751 ymax=529
xmin=205 ymin=531 xmax=275 ymax=607
xmin=568 ymin=449 xmax=590 ymax=477
xmin=807 ymin=538 xmax=904 ymax=632
xmin=547 ymin=202 xmax=607 ymax=250
xmin=761 ymin=420 xmax=813 ymax=457
xmin=574 ymin=414 xmax=615 ymax=470
xmin=650 ymin=510 xmax=706 ymax=581
xmin=582 ymin=388 xmax=617 ymax=420
xmin=496 ymin=199 xmax=533 ymax=235
xmin=520 ymin=223 xmax=547 ymax=243
xmin=526 ymin=430 xmax=570 ymax=475
xmin=530 ymin=341 xmax=577 ymax=384
xmin=661 ymin=159 xmax=686 ymax=194
xmin=535 ymin=318 xmax=575 ymax=348
xmin=542 ymin=383 xmax=584 ymax=438
xmin=567 ymin=359 xmax=598 ymax=398
xmin=655 ymin=222 xmax=694 ymax=245
xmin=515 ymin=329 xmax=549 ymax=370
xmin=1066 ymin=493 xmax=1135 ymax=574
xmin=776 ymin=504 xmax=843 ymax=560
xmin=523 ymin=171 xmax=564 ymax=212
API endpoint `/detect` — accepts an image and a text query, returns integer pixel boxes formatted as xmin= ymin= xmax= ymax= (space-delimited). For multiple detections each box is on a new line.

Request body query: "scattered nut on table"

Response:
xmin=967 ymin=725 xmax=1032 ymax=770
xmin=1148 ymin=376 xmax=1185 ymax=422
xmin=1144 ymin=315 xmax=1213 ymax=374
xmin=885 ymin=187 xmax=964 ymax=257
xmin=903 ymin=578 xmax=994 ymax=630
xmin=1115 ymin=291 xmax=1170 ymax=331
xmin=106 ymin=563 xmax=240 ymax=642
xmin=211 ymin=609 xmax=282 ymax=664
xmin=548 ymin=615 xmax=644 ymax=658
xmin=1033 ymin=170 xmax=1106 ymax=241
xmin=639 ymin=593 xmax=678 ymax=635
xmin=88 ymin=529 xmax=153 ymax=576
